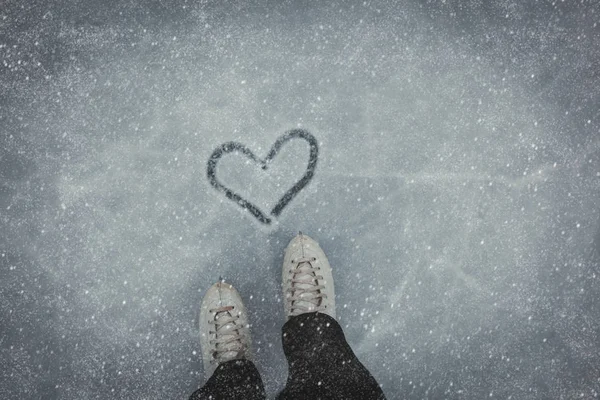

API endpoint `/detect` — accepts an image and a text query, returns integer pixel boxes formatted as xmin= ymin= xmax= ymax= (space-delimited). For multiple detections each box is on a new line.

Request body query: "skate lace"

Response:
xmin=208 ymin=306 xmax=247 ymax=365
xmin=287 ymin=256 xmax=327 ymax=316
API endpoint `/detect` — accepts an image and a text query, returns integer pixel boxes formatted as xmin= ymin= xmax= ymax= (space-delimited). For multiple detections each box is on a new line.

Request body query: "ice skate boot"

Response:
xmin=199 ymin=281 xmax=252 ymax=378
xmin=282 ymin=232 xmax=336 ymax=319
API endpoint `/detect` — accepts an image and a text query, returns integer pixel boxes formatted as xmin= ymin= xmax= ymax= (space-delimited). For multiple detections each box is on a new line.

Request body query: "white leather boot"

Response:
xmin=282 ymin=233 xmax=336 ymax=319
xmin=199 ymin=281 xmax=252 ymax=378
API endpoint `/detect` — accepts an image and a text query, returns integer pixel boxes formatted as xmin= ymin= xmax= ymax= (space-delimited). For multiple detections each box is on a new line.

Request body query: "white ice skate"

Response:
xmin=282 ymin=232 xmax=336 ymax=319
xmin=199 ymin=281 xmax=252 ymax=378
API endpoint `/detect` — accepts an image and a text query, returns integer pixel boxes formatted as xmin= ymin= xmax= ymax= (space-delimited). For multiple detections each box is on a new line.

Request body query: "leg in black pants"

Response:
xmin=277 ymin=312 xmax=386 ymax=400
xmin=189 ymin=359 xmax=266 ymax=400
xmin=189 ymin=312 xmax=384 ymax=400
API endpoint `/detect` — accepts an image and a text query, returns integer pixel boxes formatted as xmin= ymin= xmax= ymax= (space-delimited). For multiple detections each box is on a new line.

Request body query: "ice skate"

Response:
xmin=282 ymin=232 xmax=336 ymax=319
xmin=199 ymin=281 xmax=252 ymax=378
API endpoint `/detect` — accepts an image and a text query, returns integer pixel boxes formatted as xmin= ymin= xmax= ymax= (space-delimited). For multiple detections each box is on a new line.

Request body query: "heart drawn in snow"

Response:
xmin=207 ymin=129 xmax=318 ymax=225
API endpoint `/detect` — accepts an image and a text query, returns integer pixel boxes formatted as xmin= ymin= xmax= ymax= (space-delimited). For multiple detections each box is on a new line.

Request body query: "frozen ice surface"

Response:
xmin=1 ymin=1 xmax=599 ymax=399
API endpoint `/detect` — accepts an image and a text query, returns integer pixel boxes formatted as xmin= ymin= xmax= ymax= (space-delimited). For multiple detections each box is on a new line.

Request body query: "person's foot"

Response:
xmin=282 ymin=232 xmax=336 ymax=319
xmin=199 ymin=281 xmax=252 ymax=378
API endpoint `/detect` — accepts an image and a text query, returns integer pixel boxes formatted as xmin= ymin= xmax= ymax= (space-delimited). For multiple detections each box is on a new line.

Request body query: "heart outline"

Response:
xmin=207 ymin=129 xmax=318 ymax=225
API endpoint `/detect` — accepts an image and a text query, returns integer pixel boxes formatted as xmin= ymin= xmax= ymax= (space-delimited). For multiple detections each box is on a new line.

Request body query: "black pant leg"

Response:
xmin=189 ymin=359 xmax=266 ymax=400
xmin=277 ymin=312 xmax=386 ymax=400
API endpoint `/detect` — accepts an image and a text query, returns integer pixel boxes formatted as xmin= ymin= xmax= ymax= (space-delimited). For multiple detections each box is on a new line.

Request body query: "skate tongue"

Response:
xmin=292 ymin=261 xmax=321 ymax=312
xmin=296 ymin=262 xmax=318 ymax=285
xmin=214 ymin=310 xmax=245 ymax=361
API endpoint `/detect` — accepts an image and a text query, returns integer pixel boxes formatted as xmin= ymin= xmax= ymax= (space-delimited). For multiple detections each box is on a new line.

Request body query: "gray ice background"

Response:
xmin=1 ymin=1 xmax=600 ymax=399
